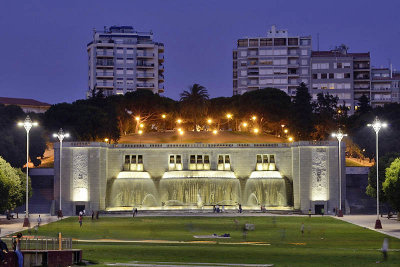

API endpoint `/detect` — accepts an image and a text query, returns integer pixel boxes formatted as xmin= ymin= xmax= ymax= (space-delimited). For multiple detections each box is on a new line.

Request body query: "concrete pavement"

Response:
xmin=0 ymin=214 xmax=60 ymax=237
xmin=335 ymin=214 xmax=400 ymax=239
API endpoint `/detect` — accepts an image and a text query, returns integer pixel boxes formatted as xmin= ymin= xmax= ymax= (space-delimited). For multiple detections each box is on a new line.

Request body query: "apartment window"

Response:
xmin=312 ymin=63 xmax=329 ymax=70
xmin=273 ymin=59 xmax=287 ymax=65
xmin=240 ymin=51 xmax=247 ymax=57
xmin=233 ymin=51 xmax=238 ymax=59
xmin=233 ymin=61 xmax=238 ymax=68
xmin=273 ymin=49 xmax=287 ymax=55
xmin=335 ymin=73 xmax=343 ymax=79
xmin=249 ymin=39 xmax=259 ymax=46
xmin=259 ymin=60 xmax=273 ymax=65
xmin=321 ymin=73 xmax=327 ymax=79
xmin=116 ymin=48 xmax=124 ymax=54
xmin=240 ymin=70 xmax=247 ymax=76
xmin=288 ymin=38 xmax=298 ymax=46
xmin=189 ymin=154 xmax=210 ymax=170
xmin=260 ymin=38 xmax=273 ymax=46
xmin=218 ymin=154 xmax=231 ymax=170
xmin=116 ymin=58 xmax=124 ymax=64
xmin=343 ymin=63 xmax=351 ymax=68
xmin=169 ymin=154 xmax=183 ymax=171
xmin=329 ymin=73 xmax=334 ymax=79
xmin=126 ymin=68 xmax=134 ymax=75
xmin=124 ymin=154 xmax=144 ymax=171
xmin=256 ymin=154 xmax=276 ymax=171
xmin=116 ymin=78 xmax=124 ymax=85
xmin=260 ymin=69 xmax=273 ymax=75
xmin=126 ymin=58 xmax=134 ymax=64
xmin=301 ymin=59 xmax=308 ymax=65
xmin=301 ymin=49 xmax=308 ymax=56
xmin=301 ymin=69 xmax=308 ymax=75
xmin=116 ymin=68 xmax=124 ymax=75
xmin=240 ymin=79 xmax=247 ymax=85
xmin=300 ymin=39 xmax=309 ymax=45
xmin=126 ymin=79 xmax=134 ymax=85
xmin=238 ymin=39 xmax=248 ymax=47
xmin=126 ymin=48 xmax=134 ymax=54
xmin=312 ymin=74 xmax=318 ymax=79
xmin=274 ymin=38 xmax=286 ymax=46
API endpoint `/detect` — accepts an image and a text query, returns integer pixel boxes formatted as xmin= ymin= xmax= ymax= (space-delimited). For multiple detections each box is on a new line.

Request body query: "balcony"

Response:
xmin=159 ymin=74 xmax=164 ymax=82
xmin=136 ymin=73 xmax=155 ymax=79
xmin=288 ymin=52 xmax=299 ymax=57
xmin=137 ymin=52 xmax=154 ymax=58
xmin=96 ymin=60 xmax=114 ymax=68
xmin=247 ymin=72 xmax=259 ymax=77
xmin=96 ymin=71 xmax=114 ymax=78
xmin=158 ymin=85 xmax=165 ymax=93
xmin=136 ymin=62 xmax=154 ymax=68
xmin=96 ymin=50 xmax=114 ymax=57
xmin=248 ymin=53 xmax=258 ymax=59
xmin=159 ymin=65 xmax=164 ymax=72
xmin=372 ymin=97 xmax=392 ymax=102
xmin=137 ymin=83 xmax=155 ymax=88
xmin=96 ymin=81 xmax=114 ymax=88
xmin=158 ymin=54 xmax=164 ymax=63
xmin=158 ymin=44 xmax=164 ymax=52
xmin=354 ymin=75 xmax=370 ymax=81
xmin=372 ymin=87 xmax=392 ymax=92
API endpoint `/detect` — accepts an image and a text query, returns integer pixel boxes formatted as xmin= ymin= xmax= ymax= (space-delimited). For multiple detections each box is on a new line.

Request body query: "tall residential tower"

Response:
xmin=87 ymin=26 xmax=164 ymax=98
xmin=233 ymin=25 xmax=312 ymax=96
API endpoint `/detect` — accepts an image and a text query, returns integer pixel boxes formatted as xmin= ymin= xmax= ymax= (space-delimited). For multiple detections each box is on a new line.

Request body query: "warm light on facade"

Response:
xmin=161 ymin=114 xmax=166 ymax=119
xmin=288 ymin=137 xmax=294 ymax=142
xmin=226 ymin=113 xmax=232 ymax=119
xmin=207 ymin=118 xmax=212 ymax=124
xmin=177 ymin=119 xmax=182 ymax=124
xmin=104 ymin=138 xmax=109 ymax=142
xmin=284 ymin=129 xmax=288 ymax=134
xmin=242 ymin=122 xmax=248 ymax=127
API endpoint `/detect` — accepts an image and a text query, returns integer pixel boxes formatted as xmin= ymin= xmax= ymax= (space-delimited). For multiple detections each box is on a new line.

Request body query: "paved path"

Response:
xmin=0 ymin=214 xmax=61 ymax=237
xmin=106 ymin=261 xmax=273 ymax=266
xmin=335 ymin=215 xmax=400 ymax=239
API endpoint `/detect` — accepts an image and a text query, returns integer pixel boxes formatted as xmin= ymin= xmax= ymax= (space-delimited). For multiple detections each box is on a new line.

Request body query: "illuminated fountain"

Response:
xmin=107 ymin=171 xmax=159 ymax=209
xmin=159 ymin=171 xmax=241 ymax=207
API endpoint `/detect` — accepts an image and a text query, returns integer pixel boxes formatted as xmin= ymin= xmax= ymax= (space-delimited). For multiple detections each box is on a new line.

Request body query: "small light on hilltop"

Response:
xmin=253 ymin=128 xmax=259 ymax=134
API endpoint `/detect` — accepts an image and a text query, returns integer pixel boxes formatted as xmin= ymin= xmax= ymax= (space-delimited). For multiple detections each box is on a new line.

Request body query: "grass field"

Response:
xmin=25 ymin=216 xmax=400 ymax=266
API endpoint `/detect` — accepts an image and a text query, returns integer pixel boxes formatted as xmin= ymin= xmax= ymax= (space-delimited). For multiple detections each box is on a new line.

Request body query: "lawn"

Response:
xmin=28 ymin=216 xmax=400 ymax=266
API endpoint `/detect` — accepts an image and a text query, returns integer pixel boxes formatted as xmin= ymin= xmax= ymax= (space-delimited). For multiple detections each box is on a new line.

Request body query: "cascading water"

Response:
xmin=107 ymin=172 xmax=159 ymax=208
xmin=244 ymin=171 xmax=287 ymax=207
xmin=159 ymin=171 xmax=241 ymax=207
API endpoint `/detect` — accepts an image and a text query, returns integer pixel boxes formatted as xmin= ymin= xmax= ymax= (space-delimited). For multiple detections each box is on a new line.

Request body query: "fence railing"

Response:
xmin=1 ymin=237 xmax=72 ymax=251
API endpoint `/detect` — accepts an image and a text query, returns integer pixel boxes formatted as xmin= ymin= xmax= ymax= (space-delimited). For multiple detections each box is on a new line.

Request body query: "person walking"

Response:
xmin=91 ymin=210 xmax=94 ymax=220
xmin=238 ymin=204 xmax=242 ymax=213
xmin=321 ymin=208 xmax=325 ymax=216
xmin=13 ymin=233 xmax=23 ymax=267
xmin=308 ymin=209 xmax=312 ymax=218
xmin=78 ymin=215 xmax=83 ymax=227
xmin=301 ymin=222 xmax=304 ymax=236
xmin=382 ymin=238 xmax=389 ymax=261
xmin=37 ymin=214 xmax=42 ymax=227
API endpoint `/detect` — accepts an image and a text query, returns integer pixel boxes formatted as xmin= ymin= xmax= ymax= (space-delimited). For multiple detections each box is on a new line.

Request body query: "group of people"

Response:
xmin=0 ymin=233 xmax=23 ymax=267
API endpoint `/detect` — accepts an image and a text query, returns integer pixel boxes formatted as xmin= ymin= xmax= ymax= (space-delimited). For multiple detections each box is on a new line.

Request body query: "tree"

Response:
xmin=312 ymin=93 xmax=339 ymax=140
xmin=290 ymin=83 xmax=314 ymax=140
xmin=383 ymin=158 xmax=400 ymax=214
xmin=356 ymin=94 xmax=372 ymax=115
xmin=180 ymin=84 xmax=209 ymax=131
xmin=0 ymin=157 xmax=31 ymax=212
xmin=0 ymin=104 xmax=46 ymax=168
xmin=239 ymin=88 xmax=291 ymax=134
xmin=366 ymin=152 xmax=400 ymax=204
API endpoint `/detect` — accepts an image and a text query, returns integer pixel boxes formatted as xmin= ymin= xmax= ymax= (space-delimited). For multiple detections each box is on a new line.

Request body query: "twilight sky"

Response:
xmin=0 ymin=0 xmax=399 ymax=104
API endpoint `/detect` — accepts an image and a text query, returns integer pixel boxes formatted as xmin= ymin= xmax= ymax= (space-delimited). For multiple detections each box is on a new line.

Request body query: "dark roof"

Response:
xmin=0 ymin=97 xmax=51 ymax=107
xmin=311 ymin=51 xmax=370 ymax=58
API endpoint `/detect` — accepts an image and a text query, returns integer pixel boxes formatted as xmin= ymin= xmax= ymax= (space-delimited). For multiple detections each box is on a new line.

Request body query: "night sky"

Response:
xmin=1 ymin=0 xmax=399 ymax=104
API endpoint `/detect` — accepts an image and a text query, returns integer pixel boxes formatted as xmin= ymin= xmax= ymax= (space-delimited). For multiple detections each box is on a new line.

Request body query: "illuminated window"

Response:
xmin=256 ymin=154 xmax=276 ymax=171
xmin=218 ymin=154 xmax=231 ymax=171
xmin=189 ymin=154 xmax=210 ymax=170
xmin=169 ymin=154 xmax=183 ymax=171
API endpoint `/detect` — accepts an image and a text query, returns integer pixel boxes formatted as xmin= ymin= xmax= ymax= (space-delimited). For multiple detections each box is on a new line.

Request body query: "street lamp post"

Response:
xmin=332 ymin=129 xmax=347 ymax=217
xmin=367 ymin=116 xmax=387 ymax=229
xmin=18 ymin=115 xmax=38 ymax=227
xmin=53 ymin=128 xmax=69 ymax=218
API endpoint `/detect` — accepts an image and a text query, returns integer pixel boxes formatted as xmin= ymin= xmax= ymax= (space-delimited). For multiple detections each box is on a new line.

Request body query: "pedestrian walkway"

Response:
xmin=335 ymin=215 xmax=400 ymax=239
xmin=0 ymin=214 xmax=60 ymax=237
xmin=106 ymin=261 xmax=273 ymax=267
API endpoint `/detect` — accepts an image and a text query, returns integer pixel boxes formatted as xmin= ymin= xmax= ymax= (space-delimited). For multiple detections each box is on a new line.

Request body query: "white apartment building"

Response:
xmin=371 ymin=67 xmax=400 ymax=107
xmin=233 ymin=25 xmax=312 ymax=96
xmin=87 ymin=26 xmax=164 ymax=98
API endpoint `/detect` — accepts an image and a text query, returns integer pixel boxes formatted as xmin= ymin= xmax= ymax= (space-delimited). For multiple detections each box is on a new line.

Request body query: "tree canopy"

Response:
xmin=0 ymin=157 xmax=31 ymax=212
xmin=383 ymin=158 xmax=400 ymax=212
